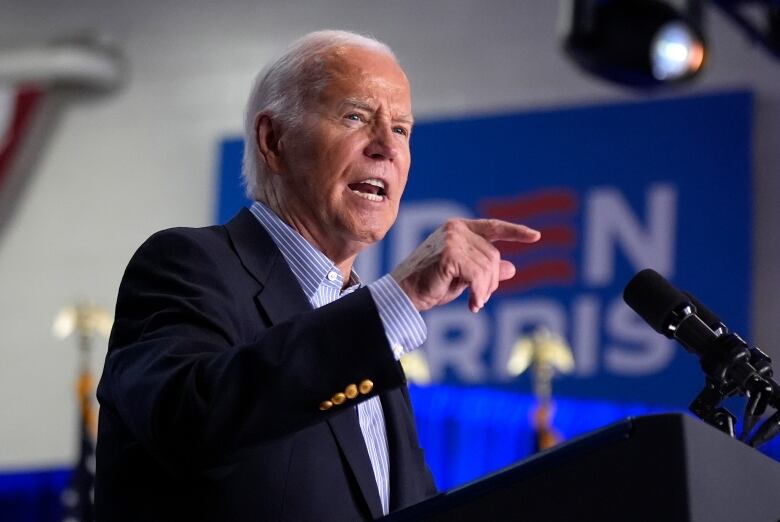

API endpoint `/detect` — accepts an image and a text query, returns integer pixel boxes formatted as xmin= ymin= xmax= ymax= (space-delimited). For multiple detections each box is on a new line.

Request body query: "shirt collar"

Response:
xmin=249 ymin=201 xmax=360 ymax=300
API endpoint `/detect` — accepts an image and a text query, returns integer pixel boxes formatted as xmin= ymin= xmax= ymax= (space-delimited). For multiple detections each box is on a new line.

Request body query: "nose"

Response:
xmin=363 ymin=122 xmax=398 ymax=162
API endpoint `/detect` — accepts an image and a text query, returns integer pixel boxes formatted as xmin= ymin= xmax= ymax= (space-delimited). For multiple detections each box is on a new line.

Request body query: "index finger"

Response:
xmin=463 ymin=218 xmax=541 ymax=243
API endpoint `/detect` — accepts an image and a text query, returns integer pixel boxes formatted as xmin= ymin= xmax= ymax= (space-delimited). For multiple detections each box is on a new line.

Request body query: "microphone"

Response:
xmin=623 ymin=269 xmax=720 ymax=357
xmin=623 ymin=269 xmax=780 ymax=446
xmin=682 ymin=291 xmax=727 ymax=335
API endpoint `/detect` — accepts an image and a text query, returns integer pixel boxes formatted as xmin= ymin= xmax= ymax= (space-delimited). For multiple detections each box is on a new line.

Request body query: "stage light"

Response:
xmin=651 ymin=21 xmax=706 ymax=80
xmin=563 ymin=0 xmax=707 ymax=87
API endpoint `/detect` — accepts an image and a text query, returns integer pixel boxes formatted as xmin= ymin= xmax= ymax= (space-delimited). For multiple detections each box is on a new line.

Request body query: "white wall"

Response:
xmin=0 ymin=0 xmax=778 ymax=469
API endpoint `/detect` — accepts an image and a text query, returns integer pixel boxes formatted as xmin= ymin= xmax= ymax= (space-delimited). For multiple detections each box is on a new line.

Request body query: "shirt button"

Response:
xmin=327 ymin=271 xmax=338 ymax=282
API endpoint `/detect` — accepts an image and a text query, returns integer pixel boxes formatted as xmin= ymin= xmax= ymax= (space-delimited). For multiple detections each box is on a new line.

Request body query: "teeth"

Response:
xmin=351 ymin=190 xmax=384 ymax=202
xmin=362 ymin=178 xmax=385 ymax=190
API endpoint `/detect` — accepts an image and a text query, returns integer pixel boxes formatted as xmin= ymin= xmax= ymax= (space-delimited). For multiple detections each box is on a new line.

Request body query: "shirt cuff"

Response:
xmin=367 ymin=274 xmax=427 ymax=360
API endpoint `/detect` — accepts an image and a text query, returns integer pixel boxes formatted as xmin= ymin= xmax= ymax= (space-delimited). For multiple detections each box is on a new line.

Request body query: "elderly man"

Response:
xmin=95 ymin=30 xmax=539 ymax=521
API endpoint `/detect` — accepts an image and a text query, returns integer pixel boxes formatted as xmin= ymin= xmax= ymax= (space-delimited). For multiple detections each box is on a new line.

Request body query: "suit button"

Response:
xmin=319 ymin=400 xmax=333 ymax=411
xmin=359 ymin=379 xmax=374 ymax=395
xmin=332 ymin=392 xmax=346 ymax=405
xmin=345 ymin=384 xmax=358 ymax=399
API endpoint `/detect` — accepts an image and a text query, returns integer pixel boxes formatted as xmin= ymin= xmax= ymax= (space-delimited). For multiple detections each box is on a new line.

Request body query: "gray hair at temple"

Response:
xmin=241 ymin=30 xmax=397 ymax=201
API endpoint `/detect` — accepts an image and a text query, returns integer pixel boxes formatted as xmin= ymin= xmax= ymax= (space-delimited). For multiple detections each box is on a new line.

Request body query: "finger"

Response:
xmin=469 ymin=293 xmax=480 ymax=313
xmin=470 ymin=260 xmax=515 ymax=311
xmin=468 ymin=282 xmax=490 ymax=312
xmin=467 ymin=238 xmax=501 ymax=295
xmin=463 ymin=240 xmax=501 ymax=307
xmin=462 ymin=262 xmax=493 ymax=313
xmin=498 ymin=260 xmax=516 ymax=281
xmin=463 ymin=219 xmax=541 ymax=243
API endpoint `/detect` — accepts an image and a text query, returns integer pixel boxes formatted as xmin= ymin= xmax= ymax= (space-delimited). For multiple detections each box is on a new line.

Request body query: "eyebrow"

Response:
xmin=340 ymin=97 xmax=414 ymax=125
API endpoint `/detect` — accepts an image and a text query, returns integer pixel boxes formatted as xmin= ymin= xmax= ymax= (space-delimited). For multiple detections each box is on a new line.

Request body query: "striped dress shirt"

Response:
xmin=249 ymin=201 xmax=427 ymax=515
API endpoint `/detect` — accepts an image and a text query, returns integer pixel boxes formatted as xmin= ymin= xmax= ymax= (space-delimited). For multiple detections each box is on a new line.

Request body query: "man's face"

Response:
xmin=272 ymin=46 xmax=413 ymax=258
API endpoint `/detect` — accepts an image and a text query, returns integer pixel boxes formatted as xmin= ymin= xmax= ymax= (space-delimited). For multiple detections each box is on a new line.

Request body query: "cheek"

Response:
xmin=283 ymin=123 xmax=328 ymax=170
xmin=332 ymin=139 xmax=365 ymax=166
xmin=397 ymin=159 xmax=411 ymax=192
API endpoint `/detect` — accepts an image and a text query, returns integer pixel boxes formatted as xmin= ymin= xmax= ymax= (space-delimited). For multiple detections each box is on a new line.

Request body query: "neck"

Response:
xmin=261 ymin=193 xmax=359 ymax=287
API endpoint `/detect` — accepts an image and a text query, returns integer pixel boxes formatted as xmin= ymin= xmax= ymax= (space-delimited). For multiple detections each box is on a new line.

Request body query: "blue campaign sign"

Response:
xmin=216 ymin=90 xmax=752 ymax=407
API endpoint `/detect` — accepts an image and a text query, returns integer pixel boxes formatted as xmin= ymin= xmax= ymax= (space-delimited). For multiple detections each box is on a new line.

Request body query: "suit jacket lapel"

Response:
xmin=224 ymin=207 xmax=311 ymax=323
xmin=224 ymin=207 xmax=384 ymax=519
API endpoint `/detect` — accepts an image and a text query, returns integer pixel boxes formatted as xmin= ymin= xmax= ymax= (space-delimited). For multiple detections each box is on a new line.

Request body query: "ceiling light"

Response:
xmin=563 ymin=0 xmax=707 ymax=87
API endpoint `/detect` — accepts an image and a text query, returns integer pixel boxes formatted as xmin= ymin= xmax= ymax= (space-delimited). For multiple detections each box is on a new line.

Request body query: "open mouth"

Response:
xmin=348 ymin=178 xmax=387 ymax=202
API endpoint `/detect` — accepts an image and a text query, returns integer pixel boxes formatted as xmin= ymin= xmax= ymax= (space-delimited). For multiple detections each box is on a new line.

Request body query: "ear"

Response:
xmin=255 ymin=113 xmax=285 ymax=174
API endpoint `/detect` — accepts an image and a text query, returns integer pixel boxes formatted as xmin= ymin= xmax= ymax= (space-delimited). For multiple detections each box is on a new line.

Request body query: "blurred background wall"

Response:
xmin=0 ymin=0 xmax=778 ymax=487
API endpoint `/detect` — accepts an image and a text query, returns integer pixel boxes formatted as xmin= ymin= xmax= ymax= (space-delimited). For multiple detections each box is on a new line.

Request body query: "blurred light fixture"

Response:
xmin=563 ymin=0 xmax=707 ymax=87
xmin=0 ymin=33 xmax=126 ymax=92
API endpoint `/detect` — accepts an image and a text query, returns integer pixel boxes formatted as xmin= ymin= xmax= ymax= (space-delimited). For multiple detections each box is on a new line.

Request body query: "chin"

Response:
xmin=352 ymin=227 xmax=389 ymax=246
xmin=346 ymin=221 xmax=393 ymax=247
xmin=342 ymin=212 xmax=395 ymax=244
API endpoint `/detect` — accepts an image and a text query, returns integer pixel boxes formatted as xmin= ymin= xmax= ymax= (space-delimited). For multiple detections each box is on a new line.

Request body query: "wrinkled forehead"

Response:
xmin=308 ymin=46 xmax=412 ymax=112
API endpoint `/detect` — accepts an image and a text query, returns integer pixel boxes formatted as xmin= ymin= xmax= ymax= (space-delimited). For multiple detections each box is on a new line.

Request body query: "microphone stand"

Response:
xmin=687 ymin=330 xmax=780 ymax=446
xmin=689 ymin=378 xmax=737 ymax=438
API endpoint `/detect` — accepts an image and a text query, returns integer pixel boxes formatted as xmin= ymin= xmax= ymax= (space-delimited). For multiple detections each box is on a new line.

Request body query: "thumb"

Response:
xmin=498 ymin=260 xmax=516 ymax=281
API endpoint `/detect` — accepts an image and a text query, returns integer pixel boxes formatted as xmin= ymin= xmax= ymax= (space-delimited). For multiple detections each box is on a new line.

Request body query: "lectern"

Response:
xmin=384 ymin=414 xmax=780 ymax=522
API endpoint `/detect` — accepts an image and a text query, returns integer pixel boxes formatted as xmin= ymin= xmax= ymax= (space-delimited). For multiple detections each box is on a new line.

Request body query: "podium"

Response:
xmin=384 ymin=413 xmax=780 ymax=522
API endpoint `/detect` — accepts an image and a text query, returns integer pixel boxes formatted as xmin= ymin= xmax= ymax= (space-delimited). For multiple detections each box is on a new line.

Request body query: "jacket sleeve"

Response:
xmin=98 ymin=227 xmax=406 ymax=474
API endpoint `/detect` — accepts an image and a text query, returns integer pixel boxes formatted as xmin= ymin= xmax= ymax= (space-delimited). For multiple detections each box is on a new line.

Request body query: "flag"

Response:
xmin=61 ymin=373 xmax=96 ymax=522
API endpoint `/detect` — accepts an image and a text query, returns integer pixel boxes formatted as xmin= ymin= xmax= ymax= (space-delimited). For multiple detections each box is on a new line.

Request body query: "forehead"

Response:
xmin=316 ymin=47 xmax=411 ymax=113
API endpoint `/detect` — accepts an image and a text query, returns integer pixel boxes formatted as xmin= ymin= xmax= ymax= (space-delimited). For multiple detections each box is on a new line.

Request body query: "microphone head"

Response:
xmin=623 ymin=268 xmax=690 ymax=336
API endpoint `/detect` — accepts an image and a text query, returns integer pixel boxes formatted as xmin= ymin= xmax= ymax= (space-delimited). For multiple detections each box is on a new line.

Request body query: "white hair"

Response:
xmin=241 ymin=30 xmax=397 ymax=200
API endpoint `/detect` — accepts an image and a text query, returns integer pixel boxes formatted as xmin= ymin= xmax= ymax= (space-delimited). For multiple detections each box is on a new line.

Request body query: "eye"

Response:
xmin=393 ymin=126 xmax=410 ymax=137
xmin=344 ymin=113 xmax=365 ymax=123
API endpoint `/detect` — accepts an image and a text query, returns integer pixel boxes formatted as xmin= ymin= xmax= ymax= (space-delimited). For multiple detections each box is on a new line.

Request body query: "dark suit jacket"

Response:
xmin=95 ymin=208 xmax=437 ymax=521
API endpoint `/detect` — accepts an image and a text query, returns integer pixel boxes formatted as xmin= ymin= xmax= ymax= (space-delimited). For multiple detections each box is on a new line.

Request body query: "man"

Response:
xmin=95 ymin=30 xmax=540 ymax=521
